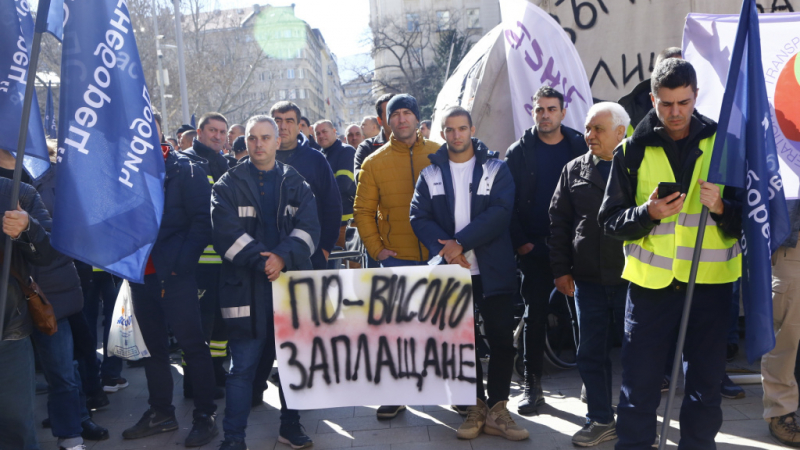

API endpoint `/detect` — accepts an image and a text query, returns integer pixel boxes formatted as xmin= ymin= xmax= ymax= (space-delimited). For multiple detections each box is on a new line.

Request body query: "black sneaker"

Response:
xmin=102 ymin=377 xmax=129 ymax=393
xmin=122 ymin=408 xmax=179 ymax=440
xmin=184 ymin=413 xmax=218 ymax=447
xmin=81 ymin=418 xmax=109 ymax=441
xmin=278 ymin=422 xmax=313 ymax=449
xmin=660 ymin=377 xmax=670 ymax=393
xmin=220 ymin=438 xmax=249 ymax=450
xmin=376 ymin=405 xmax=406 ymax=420
xmin=86 ymin=391 xmax=110 ymax=411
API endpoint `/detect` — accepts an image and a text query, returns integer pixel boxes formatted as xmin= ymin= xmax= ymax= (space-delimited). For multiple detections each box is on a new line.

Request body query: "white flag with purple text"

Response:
xmin=499 ymin=0 xmax=592 ymax=140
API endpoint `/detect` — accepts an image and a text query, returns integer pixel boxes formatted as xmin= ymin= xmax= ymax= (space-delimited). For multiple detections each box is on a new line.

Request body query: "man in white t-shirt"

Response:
xmin=410 ymin=106 xmax=528 ymax=442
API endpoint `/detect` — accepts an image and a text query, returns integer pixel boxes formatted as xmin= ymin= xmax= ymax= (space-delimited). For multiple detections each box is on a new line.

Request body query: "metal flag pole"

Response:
xmin=0 ymin=0 xmax=52 ymax=338
xmin=658 ymin=205 xmax=710 ymax=450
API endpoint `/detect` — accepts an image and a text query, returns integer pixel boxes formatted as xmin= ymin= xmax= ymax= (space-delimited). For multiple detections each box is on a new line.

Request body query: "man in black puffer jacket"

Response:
xmin=122 ymin=137 xmax=219 ymax=447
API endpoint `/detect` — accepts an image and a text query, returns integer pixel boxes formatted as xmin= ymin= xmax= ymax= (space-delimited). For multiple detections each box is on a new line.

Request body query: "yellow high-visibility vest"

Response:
xmin=621 ymin=135 xmax=741 ymax=289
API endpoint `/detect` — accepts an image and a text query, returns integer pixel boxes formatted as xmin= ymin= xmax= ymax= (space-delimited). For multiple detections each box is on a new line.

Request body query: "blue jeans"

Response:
xmin=574 ymin=280 xmax=626 ymax=424
xmin=225 ymin=336 xmax=298 ymax=441
xmin=0 ymin=337 xmax=38 ymax=450
xmin=379 ymin=256 xmax=425 ymax=267
xmin=32 ymin=318 xmax=91 ymax=448
xmin=81 ymin=269 xmax=122 ymax=381
xmin=616 ymin=282 xmax=731 ymax=450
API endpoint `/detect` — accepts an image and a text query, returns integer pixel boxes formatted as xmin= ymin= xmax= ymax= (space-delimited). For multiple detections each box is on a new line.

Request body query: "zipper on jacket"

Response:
xmin=276 ymin=177 xmax=286 ymax=236
xmin=409 ymin=145 xmax=424 ymax=262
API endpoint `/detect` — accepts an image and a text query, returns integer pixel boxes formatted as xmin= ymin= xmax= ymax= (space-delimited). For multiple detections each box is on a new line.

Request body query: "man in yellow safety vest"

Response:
xmin=598 ymin=58 xmax=742 ymax=450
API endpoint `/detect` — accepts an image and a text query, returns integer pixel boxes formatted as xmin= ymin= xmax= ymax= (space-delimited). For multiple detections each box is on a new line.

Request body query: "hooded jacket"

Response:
xmin=504 ymin=125 xmax=588 ymax=250
xmin=599 ymin=109 xmax=741 ymax=242
xmin=279 ymin=134 xmax=341 ymax=256
xmin=410 ymin=139 xmax=517 ymax=297
xmin=321 ymin=139 xmax=356 ymax=224
xmin=1 ymin=178 xmax=57 ymax=341
xmin=211 ymin=159 xmax=320 ymax=339
xmin=548 ymin=152 xmax=625 ymax=285
xmin=354 ymin=131 xmax=439 ymax=261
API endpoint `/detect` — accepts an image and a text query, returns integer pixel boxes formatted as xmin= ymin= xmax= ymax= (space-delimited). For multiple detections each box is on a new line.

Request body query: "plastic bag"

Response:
xmin=107 ymin=280 xmax=150 ymax=360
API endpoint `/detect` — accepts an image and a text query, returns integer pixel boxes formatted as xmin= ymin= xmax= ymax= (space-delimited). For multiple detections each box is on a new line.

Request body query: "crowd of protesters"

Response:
xmin=2 ymin=47 xmax=800 ymax=450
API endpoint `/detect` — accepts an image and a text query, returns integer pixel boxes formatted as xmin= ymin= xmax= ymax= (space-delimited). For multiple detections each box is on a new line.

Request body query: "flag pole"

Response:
xmin=658 ymin=205 xmax=709 ymax=450
xmin=0 ymin=0 xmax=52 ymax=338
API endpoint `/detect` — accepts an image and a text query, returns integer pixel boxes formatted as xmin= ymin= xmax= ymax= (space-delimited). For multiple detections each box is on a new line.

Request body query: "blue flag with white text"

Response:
xmin=45 ymin=0 xmax=63 ymax=41
xmin=707 ymin=0 xmax=791 ymax=363
xmin=0 ymin=0 xmax=51 ymax=180
xmin=53 ymin=0 xmax=165 ymax=283
xmin=45 ymin=81 xmax=56 ymax=139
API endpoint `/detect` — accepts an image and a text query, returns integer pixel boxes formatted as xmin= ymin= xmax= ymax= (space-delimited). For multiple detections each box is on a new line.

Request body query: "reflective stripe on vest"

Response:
xmin=199 ymin=245 xmax=222 ymax=264
xmin=621 ymin=135 xmax=741 ymax=289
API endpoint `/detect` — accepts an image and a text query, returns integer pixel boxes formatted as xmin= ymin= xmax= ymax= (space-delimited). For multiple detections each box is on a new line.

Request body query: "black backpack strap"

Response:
xmin=621 ymin=138 xmax=645 ymax=192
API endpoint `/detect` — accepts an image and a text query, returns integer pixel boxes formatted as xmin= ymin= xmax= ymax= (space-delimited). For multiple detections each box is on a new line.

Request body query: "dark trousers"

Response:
xmin=197 ymin=264 xmax=228 ymax=386
xmin=519 ymin=251 xmax=554 ymax=379
xmin=69 ymin=312 xmax=104 ymax=396
xmin=616 ymin=281 xmax=731 ymax=450
xmin=224 ymin=298 xmax=298 ymax=441
xmin=574 ymin=280 xmax=626 ymax=424
xmin=472 ymin=276 xmax=516 ymax=406
xmin=131 ymin=274 xmax=217 ymax=417
xmin=0 ymin=337 xmax=38 ymax=450
xmin=81 ymin=270 xmax=122 ymax=382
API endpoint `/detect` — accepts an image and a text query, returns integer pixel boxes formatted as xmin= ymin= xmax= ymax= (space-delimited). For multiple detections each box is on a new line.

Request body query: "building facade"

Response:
xmin=342 ymin=75 xmax=377 ymax=127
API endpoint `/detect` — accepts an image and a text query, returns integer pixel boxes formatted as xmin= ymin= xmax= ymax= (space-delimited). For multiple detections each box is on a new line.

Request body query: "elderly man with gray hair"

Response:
xmin=547 ymin=102 xmax=630 ymax=447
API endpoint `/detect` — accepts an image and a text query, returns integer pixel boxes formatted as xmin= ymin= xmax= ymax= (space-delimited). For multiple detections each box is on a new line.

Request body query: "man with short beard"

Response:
xmin=410 ymin=106 xmax=528 ymax=442
xmin=353 ymin=94 xmax=439 ymax=420
xmin=505 ymin=86 xmax=588 ymax=416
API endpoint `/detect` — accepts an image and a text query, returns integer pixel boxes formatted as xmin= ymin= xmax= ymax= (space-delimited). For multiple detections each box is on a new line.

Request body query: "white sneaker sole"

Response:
xmin=277 ymin=435 xmax=313 ymax=449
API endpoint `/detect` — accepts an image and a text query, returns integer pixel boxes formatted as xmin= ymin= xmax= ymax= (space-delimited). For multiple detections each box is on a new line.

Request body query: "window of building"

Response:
xmin=349 ymin=109 xmax=355 ymax=115
xmin=299 ymin=89 xmax=306 ymax=99
xmin=467 ymin=8 xmax=480 ymax=29
xmin=287 ymin=69 xmax=295 ymax=79
xmin=279 ymin=90 xmax=286 ymax=100
xmin=298 ymin=68 xmax=304 ymax=79
xmin=296 ymin=49 xmax=303 ymax=59
xmin=289 ymin=89 xmax=296 ymax=99
xmin=406 ymin=13 xmax=420 ymax=32
xmin=259 ymin=72 xmax=266 ymax=81
xmin=436 ymin=11 xmax=450 ymax=30
xmin=283 ymin=29 xmax=292 ymax=38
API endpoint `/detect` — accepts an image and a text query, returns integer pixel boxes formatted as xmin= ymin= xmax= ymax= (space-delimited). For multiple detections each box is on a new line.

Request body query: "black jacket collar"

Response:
xmin=630 ymin=109 xmax=717 ymax=149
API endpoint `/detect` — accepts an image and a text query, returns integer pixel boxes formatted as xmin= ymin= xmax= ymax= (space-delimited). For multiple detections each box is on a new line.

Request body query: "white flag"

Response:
xmin=499 ymin=0 xmax=592 ymax=139
xmin=683 ymin=12 xmax=800 ymax=199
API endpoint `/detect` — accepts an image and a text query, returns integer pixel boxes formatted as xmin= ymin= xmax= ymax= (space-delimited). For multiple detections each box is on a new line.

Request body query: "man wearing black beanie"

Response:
xmin=225 ymin=135 xmax=248 ymax=168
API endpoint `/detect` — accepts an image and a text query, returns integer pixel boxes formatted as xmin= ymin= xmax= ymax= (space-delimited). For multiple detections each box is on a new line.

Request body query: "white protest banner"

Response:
xmin=272 ymin=265 xmax=476 ymax=410
xmin=683 ymin=12 xmax=800 ymax=199
xmin=499 ymin=0 xmax=593 ymax=140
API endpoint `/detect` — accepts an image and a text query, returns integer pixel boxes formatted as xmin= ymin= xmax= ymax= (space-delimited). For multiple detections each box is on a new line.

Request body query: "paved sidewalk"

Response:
xmin=34 ymin=349 xmax=782 ymax=450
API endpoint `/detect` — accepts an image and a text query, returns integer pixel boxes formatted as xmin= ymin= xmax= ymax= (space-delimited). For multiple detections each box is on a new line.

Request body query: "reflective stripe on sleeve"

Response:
xmin=224 ymin=233 xmax=254 ymax=261
xmin=290 ymin=229 xmax=316 ymax=255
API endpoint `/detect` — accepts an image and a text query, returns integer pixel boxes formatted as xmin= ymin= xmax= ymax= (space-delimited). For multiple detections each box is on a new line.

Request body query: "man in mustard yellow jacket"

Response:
xmin=353 ymin=94 xmax=439 ymax=420
xmin=354 ymin=94 xmax=439 ymax=266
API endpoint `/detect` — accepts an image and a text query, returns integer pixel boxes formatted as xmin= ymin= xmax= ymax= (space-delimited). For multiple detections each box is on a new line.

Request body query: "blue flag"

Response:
xmin=45 ymin=81 xmax=56 ymax=139
xmin=707 ymin=0 xmax=792 ymax=364
xmin=0 ymin=0 xmax=51 ymax=180
xmin=45 ymin=0 xmax=63 ymax=41
xmin=190 ymin=113 xmax=196 ymax=128
xmin=53 ymin=0 xmax=165 ymax=283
